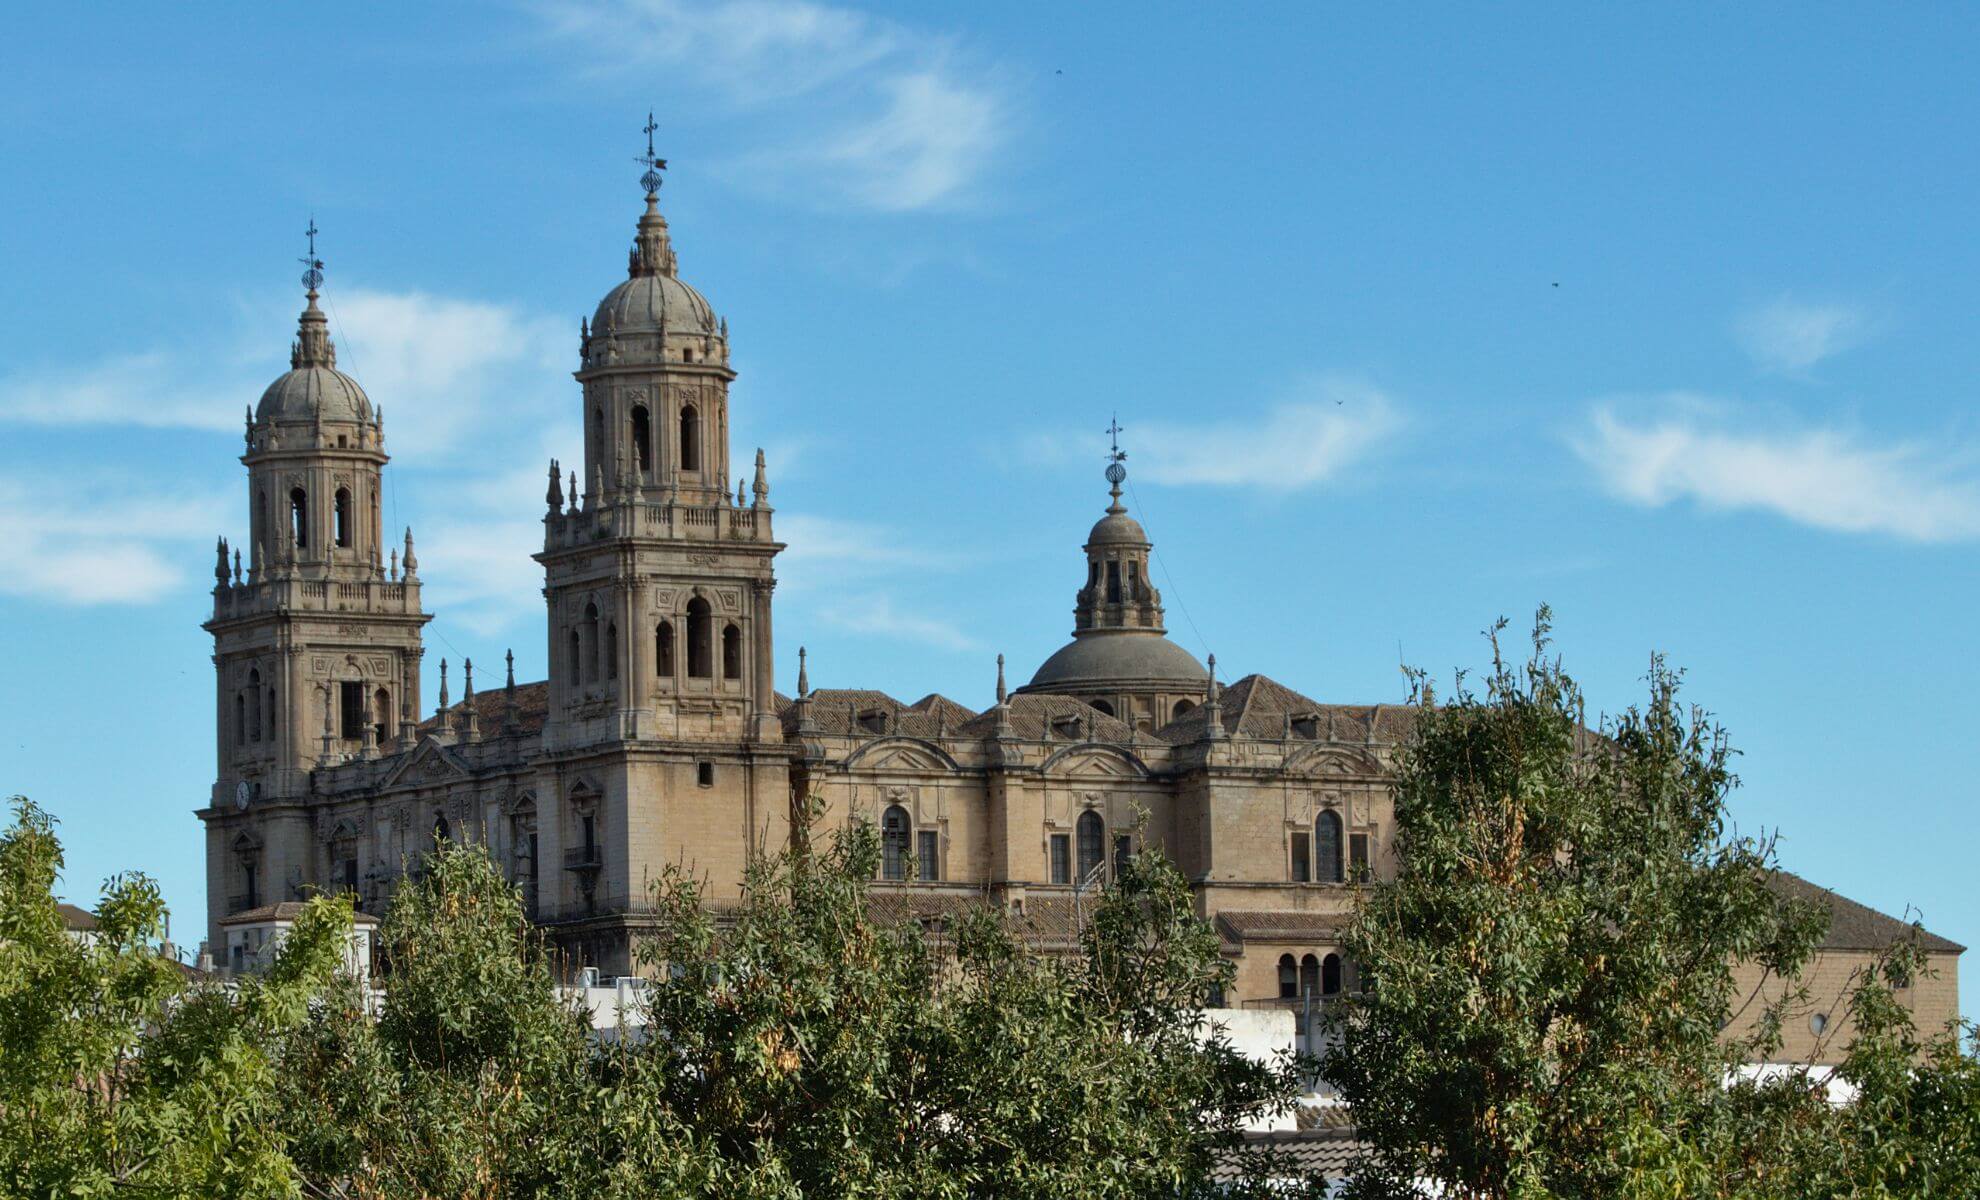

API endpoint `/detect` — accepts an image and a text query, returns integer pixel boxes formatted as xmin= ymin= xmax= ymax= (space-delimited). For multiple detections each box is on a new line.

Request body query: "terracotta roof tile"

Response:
xmin=1768 ymin=871 xmax=1963 ymax=954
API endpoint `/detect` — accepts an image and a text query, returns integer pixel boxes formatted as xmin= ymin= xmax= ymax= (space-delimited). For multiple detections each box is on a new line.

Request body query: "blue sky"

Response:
xmin=2 ymin=4 xmax=1975 ymax=1014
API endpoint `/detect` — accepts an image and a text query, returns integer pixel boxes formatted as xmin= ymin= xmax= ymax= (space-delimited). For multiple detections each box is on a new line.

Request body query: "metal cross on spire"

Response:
xmin=298 ymin=217 xmax=324 ymax=294
xmin=637 ymin=111 xmax=668 ymax=195
xmin=1106 ymin=415 xmax=1127 ymax=464
xmin=1104 ymin=414 xmax=1128 ymax=498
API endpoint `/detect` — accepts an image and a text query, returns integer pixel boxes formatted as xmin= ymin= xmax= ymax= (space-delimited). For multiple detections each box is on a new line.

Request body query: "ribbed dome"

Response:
xmin=591 ymin=271 xmax=718 ymax=339
xmin=256 ymin=365 xmax=372 ymax=424
xmin=1027 ymin=632 xmax=1205 ymax=690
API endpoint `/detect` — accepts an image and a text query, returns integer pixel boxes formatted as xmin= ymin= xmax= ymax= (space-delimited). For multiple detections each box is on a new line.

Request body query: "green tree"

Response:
xmin=1323 ymin=613 xmax=1828 ymax=1200
xmin=0 ymin=795 xmax=349 ymax=1198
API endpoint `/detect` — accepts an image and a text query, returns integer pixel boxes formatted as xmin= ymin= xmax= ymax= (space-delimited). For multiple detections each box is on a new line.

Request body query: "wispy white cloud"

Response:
xmin=1573 ymin=399 xmax=1980 ymax=542
xmin=1734 ymin=296 xmax=1873 ymax=373
xmin=534 ymin=0 xmax=1015 ymax=213
xmin=770 ymin=512 xmax=978 ymax=650
xmin=0 ymin=478 xmax=231 ymax=605
xmin=811 ymin=591 xmax=980 ymax=651
xmin=0 ymin=289 xmax=568 ymax=464
xmin=1027 ymin=378 xmax=1400 ymax=490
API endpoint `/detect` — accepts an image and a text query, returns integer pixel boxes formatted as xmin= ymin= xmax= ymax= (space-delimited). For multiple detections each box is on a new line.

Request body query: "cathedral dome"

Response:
xmin=256 ymin=365 xmax=372 ymax=424
xmin=1087 ymin=509 xmax=1148 ymax=546
xmin=1027 ymin=631 xmax=1205 ymax=690
xmin=590 ymin=270 xmax=718 ymax=339
xmin=255 ymin=289 xmax=371 ymax=424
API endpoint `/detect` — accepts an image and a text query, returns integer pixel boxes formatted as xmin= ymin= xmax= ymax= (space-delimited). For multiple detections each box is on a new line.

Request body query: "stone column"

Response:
xmin=751 ymin=578 xmax=777 ymax=741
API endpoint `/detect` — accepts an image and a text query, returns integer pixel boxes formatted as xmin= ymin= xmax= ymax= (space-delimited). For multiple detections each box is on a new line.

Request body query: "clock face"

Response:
xmin=235 ymin=781 xmax=251 ymax=811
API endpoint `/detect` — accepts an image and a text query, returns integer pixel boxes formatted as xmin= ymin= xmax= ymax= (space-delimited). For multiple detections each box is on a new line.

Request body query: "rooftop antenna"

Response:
xmin=637 ymin=111 xmax=668 ymax=196
xmin=299 ymin=217 xmax=324 ymax=294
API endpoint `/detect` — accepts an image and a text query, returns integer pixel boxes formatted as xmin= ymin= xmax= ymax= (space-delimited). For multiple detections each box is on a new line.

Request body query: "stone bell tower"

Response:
xmin=201 ymin=229 xmax=429 ymax=942
xmin=533 ymin=129 xmax=790 ymax=950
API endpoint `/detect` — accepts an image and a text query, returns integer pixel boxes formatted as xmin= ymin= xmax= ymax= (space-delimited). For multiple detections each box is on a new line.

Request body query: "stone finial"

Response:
xmin=232 ymin=548 xmax=243 ymax=585
xmin=588 ymin=462 xmax=604 ymax=512
xmin=736 ymin=480 xmax=747 ymax=508
xmin=995 ymin=653 xmax=1008 ymax=706
xmin=462 ymin=658 xmax=475 ymax=702
xmin=388 ymin=548 xmax=399 ymax=581
xmin=567 ymin=471 xmax=579 ymax=515
xmin=547 ymin=458 xmax=563 ymax=511
xmin=1201 ymin=653 xmax=1226 ymax=743
xmin=752 ymin=447 xmax=769 ymax=506
xmin=796 ymin=646 xmax=809 ymax=698
xmin=214 ymin=537 xmax=230 ymax=585
xmin=503 ymin=649 xmax=522 ymax=734
xmin=402 ymin=528 xmax=418 ymax=577
xmin=436 ymin=658 xmax=451 ymax=729
xmin=461 ymin=658 xmax=481 ymax=740
xmin=252 ymin=535 xmax=266 ymax=573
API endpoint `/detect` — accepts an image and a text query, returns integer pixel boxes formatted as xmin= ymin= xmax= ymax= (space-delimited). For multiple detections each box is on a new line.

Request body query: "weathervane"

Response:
xmin=637 ymin=111 xmax=668 ymax=196
xmin=298 ymin=217 xmax=324 ymax=294
xmin=1105 ymin=414 xmax=1128 ymax=490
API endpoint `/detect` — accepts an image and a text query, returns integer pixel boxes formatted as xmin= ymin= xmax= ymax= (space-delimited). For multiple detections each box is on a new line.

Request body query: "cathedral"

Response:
xmin=199 ymin=149 xmax=1959 ymax=1060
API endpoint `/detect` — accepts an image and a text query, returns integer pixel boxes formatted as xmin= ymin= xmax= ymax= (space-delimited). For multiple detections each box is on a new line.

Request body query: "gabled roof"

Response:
xmin=780 ymin=688 xmax=979 ymax=739
xmin=220 ymin=901 xmax=380 ymax=927
xmin=1153 ymin=674 xmax=1418 ymax=745
xmin=1768 ymin=871 xmax=1964 ymax=954
xmin=57 ymin=902 xmax=97 ymax=932
xmin=417 ymin=680 xmax=551 ymax=738
xmin=953 ymin=693 xmax=1141 ymax=743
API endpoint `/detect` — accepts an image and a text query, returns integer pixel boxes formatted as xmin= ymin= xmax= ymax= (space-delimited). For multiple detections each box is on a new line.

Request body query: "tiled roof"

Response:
xmin=1211 ymin=1127 xmax=1372 ymax=1183
xmin=1768 ymin=871 xmax=1964 ymax=954
xmin=863 ymin=889 xmax=1088 ymax=943
xmin=1215 ymin=910 xmax=1347 ymax=942
xmin=1153 ymin=674 xmax=1417 ymax=745
xmin=782 ymin=688 xmax=981 ymax=739
xmin=953 ymin=693 xmax=1142 ymax=743
xmin=57 ymin=902 xmax=97 ymax=931
xmin=417 ymin=680 xmax=551 ymax=738
xmin=221 ymin=901 xmax=380 ymax=926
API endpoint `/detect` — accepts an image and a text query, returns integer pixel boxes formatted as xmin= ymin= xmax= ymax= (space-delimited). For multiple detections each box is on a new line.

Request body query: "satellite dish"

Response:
xmin=234 ymin=780 xmax=251 ymax=811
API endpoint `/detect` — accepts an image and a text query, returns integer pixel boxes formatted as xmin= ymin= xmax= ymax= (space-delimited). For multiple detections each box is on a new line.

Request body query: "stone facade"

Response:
xmin=196 ymin=161 xmax=1959 ymax=1066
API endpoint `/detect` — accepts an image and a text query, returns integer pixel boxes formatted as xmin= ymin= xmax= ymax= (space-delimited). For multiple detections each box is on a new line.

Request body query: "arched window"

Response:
xmin=374 ymin=687 xmax=392 ymax=742
xmin=1089 ymin=699 xmax=1115 ymax=717
xmin=333 ymin=488 xmax=352 ymax=548
xmin=247 ymin=669 xmax=262 ymax=742
xmin=1322 ymin=953 xmax=1343 ymax=996
xmin=1105 ymin=561 xmax=1122 ymax=603
xmin=656 ymin=620 xmax=675 ymax=677
xmin=721 ymin=623 xmax=742 ymax=680
xmin=1316 ymin=810 xmax=1344 ymax=884
xmin=686 ymin=597 xmax=712 ymax=678
xmin=1300 ymin=954 xmax=1320 ymax=997
xmin=679 ymin=405 xmax=700 ymax=472
xmin=1172 ymin=699 xmax=1195 ymax=721
xmin=583 ymin=603 xmax=601 ymax=683
xmin=568 ymin=628 xmax=582 ymax=685
xmin=605 ymin=622 xmax=619 ymax=681
xmin=1075 ymin=810 xmax=1104 ymax=883
xmin=433 ymin=813 xmax=450 ymax=844
xmin=881 ymin=804 xmax=911 ymax=881
xmin=630 ymin=405 xmax=652 ymax=475
xmin=1277 ymin=954 xmax=1298 ymax=999
xmin=289 ymin=488 xmax=308 ymax=548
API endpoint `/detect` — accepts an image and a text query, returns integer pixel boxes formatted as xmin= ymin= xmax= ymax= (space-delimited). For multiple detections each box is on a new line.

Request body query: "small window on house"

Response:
xmin=1105 ymin=561 xmax=1122 ymax=603
xmin=1278 ymin=954 xmax=1298 ymax=999
xmin=1290 ymin=831 xmax=1311 ymax=882
xmin=1075 ymin=810 xmax=1104 ymax=883
xmin=721 ymin=623 xmax=741 ymax=681
xmin=1316 ymin=810 xmax=1344 ymax=884
xmin=1349 ymin=832 xmax=1371 ymax=882
xmin=1322 ymin=953 xmax=1343 ymax=996
xmin=1049 ymin=834 xmax=1071 ymax=885
xmin=916 ymin=830 xmax=939 ymax=881
xmin=1300 ymin=954 xmax=1320 ymax=997
xmin=679 ymin=405 xmax=700 ymax=472
xmin=858 ymin=708 xmax=890 ymax=735
xmin=374 ymin=687 xmax=392 ymax=743
xmin=1291 ymin=712 xmax=1320 ymax=739
xmin=1127 ymin=562 xmax=1140 ymax=597
xmin=1112 ymin=834 xmax=1132 ymax=880
xmin=697 ymin=761 xmax=714 ymax=787
xmin=334 ymin=488 xmax=352 ymax=548
xmin=339 ymin=681 xmax=366 ymax=740
xmin=1052 ymin=714 xmax=1084 ymax=739
xmin=1086 ymin=560 xmax=1099 ymax=590
xmin=630 ymin=405 xmax=652 ymax=474
xmin=881 ymin=805 xmax=910 ymax=881
xmin=686 ymin=598 xmax=712 ymax=678
xmin=290 ymin=488 xmax=308 ymax=548
xmin=1089 ymin=698 xmax=1115 ymax=717
xmin=1172 ymin=699 xmax=1195 ymax=721
xmin=656 ymin=620 xmax=676 ymax=677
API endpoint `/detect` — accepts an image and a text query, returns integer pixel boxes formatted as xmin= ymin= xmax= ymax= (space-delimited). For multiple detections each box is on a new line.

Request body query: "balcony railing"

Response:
xmin=563 ymin=846 xmax=602 ymax=872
